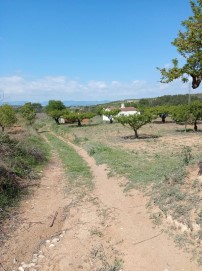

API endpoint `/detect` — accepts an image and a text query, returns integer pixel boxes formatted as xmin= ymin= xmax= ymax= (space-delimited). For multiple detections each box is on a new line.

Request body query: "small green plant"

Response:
xmin=182 ymin=146 xmax=192 ymax=165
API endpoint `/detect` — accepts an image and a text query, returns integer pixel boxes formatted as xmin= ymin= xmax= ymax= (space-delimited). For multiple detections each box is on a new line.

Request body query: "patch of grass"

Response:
xmin=45 ymin=133 xmax=93 ymax=190
xmin=84 ymin=142 xmax=185 ymax=188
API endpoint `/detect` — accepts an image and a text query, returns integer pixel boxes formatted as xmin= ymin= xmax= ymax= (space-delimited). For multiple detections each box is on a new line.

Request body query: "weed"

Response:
xmin=182 ymin=146 xmax=192 ymax=165
xmin=150 ymin=212 xmax=162 ymax=225
xmin=90 ymin=227 xmax=103 ymax=237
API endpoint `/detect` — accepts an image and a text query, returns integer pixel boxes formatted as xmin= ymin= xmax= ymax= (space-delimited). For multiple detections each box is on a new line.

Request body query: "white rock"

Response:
xmin=22 ymin=264 xmax=29 ymax=268
xmin=59 ymin=234 xmax=64 ymax=238
xmin=18 ymin=267 xmax=24 ymax=271
xmin=33 ymin=253 xmax=38 ymax=258
xmin=49 ymin=244 xmax=55 ymax=248
xmin=46 ymin=240 xmax=50 ymax=244
xmin=27 ymin=263 xmax=35 ymax=268
xmin=52 ymin=238 xmax=59 ymax=243
xmin=62 ymin=230 xmax=66 ymax=234
xmin=38 ymin=254 xmax=45 ymax=259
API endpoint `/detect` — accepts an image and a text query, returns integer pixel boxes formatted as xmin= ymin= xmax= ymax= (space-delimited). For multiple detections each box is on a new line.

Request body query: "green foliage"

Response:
xmin=182 ymin=146 xmax=192 ymax=165
xmin=45 ymin=100 xmax=67 ymax=124
xmin=190 ymin=100 xmax=202 ymax=121
xmin=20 ymin=102 xmax=36 ymax=125
xmin=45 ymin=133 xmax=92 ymax=189
xmin=171 ymin=104 xmax=192 ymax=123
xmin=145 ymin=105 xmax=172 ymax=117
xmin=170 ymin=101 xmax=202 ymax=130
xmin=0 ymin=133 xmax=49 ymax=212
xmin=150 ymin=94 xmax=200 ymax=107
xmin=116 ymin=113 xmax=152 ymax=138
xmin=62 ymin=111 xmax=96 ymax=126
xmin=46 ymin=100 xmax=66 ymax=111
xmin=124 ymin=101 xmax=138 ymax=108
xmin=0 ymin=104 xmax=17 ymax=131
xmin=32 ymin=103 xmax=43 ymax=113
xmin=158 ymin=0 xmax=202 ymax=89
xmin=139 ymin=98 xmax=151 ymax=107
xmin=102 ymin=108 xmax=121 ymax=123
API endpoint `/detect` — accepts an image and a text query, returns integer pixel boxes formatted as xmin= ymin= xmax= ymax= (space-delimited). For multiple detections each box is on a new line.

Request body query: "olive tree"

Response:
xmin=45 ymin=100 xmax=66 ymax=124
xmin=62 ymin=112 xmax=96 ymax=126
xmin=158 ymin=0 xmax=202 ymax=89
xmin=20 ymin=103 xmax=36 ymax=125
xmin=171 ymin=101 xmax=202 ymax=131
xmin=102 ymin=108 xmax=120 ymax=123
xmin=0 ymin=104 xmax=17 ymax=131
xmin=116 ymin=114 xmax=152 ymax=138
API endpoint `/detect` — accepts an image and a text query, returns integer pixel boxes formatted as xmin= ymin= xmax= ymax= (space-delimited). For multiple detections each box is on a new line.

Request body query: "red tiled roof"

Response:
xmin=120 ymin=107 xmax=136 ymax=111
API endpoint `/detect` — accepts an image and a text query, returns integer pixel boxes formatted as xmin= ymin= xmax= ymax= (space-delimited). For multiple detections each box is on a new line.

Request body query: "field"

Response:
xmin=1 ymin=114 xmax=202 ymax=270
xmin=56 ymin=116 xmax=202 ymax=263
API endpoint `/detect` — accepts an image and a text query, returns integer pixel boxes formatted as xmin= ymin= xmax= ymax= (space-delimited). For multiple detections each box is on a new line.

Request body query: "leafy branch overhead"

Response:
xmin=158 ymin=0 xmax=202 ymax=89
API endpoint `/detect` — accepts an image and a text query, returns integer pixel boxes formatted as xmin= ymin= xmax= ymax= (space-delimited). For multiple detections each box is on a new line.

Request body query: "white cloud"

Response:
xmin=0 ymin=74 xmax=201 ymax=103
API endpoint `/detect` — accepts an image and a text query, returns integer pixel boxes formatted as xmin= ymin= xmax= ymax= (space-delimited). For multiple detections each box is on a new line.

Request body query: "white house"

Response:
xmin=117 ymin=103 xmax=140 ymax=117
xmin=102 ymin=103 xmax=140 ymax=121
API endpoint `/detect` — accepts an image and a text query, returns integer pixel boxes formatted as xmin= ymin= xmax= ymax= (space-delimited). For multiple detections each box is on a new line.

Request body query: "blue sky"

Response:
xmin=0 ymin=0 xmax=201 ymax=103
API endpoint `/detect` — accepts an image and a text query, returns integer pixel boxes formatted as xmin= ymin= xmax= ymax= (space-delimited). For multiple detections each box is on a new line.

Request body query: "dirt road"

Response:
xmin=1 ymin=134 xmax=201 ymax=271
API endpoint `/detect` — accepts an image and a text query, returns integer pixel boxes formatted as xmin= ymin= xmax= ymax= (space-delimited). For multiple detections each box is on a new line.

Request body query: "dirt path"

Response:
xmin=1 ymin=134 xmax=201 ymax=271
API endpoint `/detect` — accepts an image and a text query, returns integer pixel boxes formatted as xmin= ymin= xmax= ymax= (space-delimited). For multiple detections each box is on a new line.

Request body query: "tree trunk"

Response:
xmin=134 ymin=129 xmax=138 ymax=138
xmin=54 ymin=118 xmax=59 ymax=124
xmin=184 ymin=122 xmax=187 ymax=133
xmin=78 ymin=119 xmax=82 ymax=127
xmin=194 ymin=120 xmax=198 ymax=131
xmin=191 ymin=75 xmax=202 ymax=89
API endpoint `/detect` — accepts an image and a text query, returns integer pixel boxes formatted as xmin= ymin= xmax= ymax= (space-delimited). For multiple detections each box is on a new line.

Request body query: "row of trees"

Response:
xmin=0 ymin=99 xmax=202 ymax=138
xmin=0 ymin=103 xmax=37 ymax=131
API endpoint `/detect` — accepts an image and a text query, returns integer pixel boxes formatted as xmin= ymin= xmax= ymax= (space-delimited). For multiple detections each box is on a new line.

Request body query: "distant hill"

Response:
xmin=0 ymin=100 xmax=110 ymax=106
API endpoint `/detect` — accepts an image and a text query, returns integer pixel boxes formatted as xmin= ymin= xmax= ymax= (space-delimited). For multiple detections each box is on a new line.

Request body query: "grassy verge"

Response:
xmin=45 ymin=133 xmax=93 ymax=192
xmin=82 ymin=141 xmax=185 ymax=188
xmin=0 ymin=132 xmax=50 ymax=219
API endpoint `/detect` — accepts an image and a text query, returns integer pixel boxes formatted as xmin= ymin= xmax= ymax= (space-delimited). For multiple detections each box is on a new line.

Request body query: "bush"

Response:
xmin=0 ymin=133 xmax=49 ymax=211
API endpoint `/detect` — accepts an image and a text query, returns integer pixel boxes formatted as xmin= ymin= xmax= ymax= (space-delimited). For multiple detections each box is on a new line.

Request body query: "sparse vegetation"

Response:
xmin=0 ymin=132 xmax=49 ymax=219
xmin=45 ymin=133 xmax=93 ymax=191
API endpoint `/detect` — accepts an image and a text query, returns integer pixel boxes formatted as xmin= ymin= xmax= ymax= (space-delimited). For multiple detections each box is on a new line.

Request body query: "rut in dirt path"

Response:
xmin=0 ymin=142 xmax=70 ymax=270
xmin=55 ymin=134 xmax=201 ymax=271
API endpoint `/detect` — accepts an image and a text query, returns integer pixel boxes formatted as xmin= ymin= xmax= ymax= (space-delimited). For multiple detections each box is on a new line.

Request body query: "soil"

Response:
xmin=1 ymin=133 xmax=201 ymax=271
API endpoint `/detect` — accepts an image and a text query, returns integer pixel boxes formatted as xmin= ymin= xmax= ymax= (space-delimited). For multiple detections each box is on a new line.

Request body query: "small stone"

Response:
xmin=27 ymin=263 xmax=35 ymax=268
xmin=22 ymin=264 xmax=28 ymax=268
xmin=52 ymin=238 xmax=59 ymax=243
xmin=60 ymin=234 xmax=64 ymax=238
xmin=18 ymin=267 xmax=24 ymax=271
xmin=32 ymin=258 xmax=38 ymax=263
xmin=62 ymin=230 xmax=66 ymax=234
xmin=38 ymin=255 xmax=45 ymax=259
xmin=49 ymin=244 xmax=55 ymax=248
xmin=46 ymin=240 xmax=50 ymax=244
